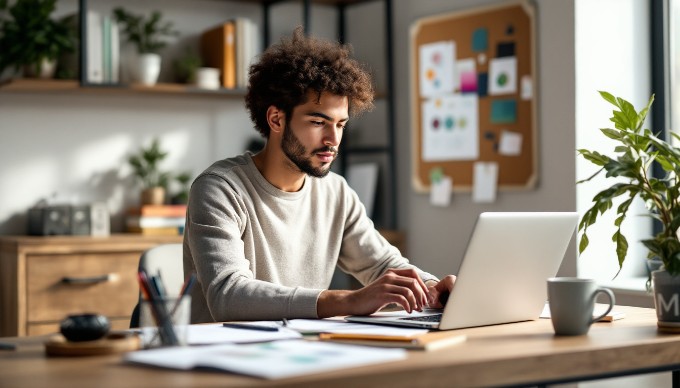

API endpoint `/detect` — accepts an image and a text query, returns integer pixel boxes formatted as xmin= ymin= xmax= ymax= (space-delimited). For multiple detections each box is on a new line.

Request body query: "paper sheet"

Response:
xmin=473 ymin=162 xmax=498 ymax=203
xmin=488 ymin=56 xmax=517 ymax=95
xmin=124 ymin=340 xmax=407 ymax=379
xmin=419 ymin=40 xmax=456 ymax=97
xmin=421 ymin=94 xmax=479 ymax=161
xmin=140 ymin=323 xmax=302 ymax=345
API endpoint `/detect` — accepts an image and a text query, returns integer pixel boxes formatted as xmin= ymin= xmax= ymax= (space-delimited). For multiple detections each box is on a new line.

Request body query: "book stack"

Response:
xmin=60 ymin=11 xmax=120 ymax=84
xmin=126 ymin=205 xmax=187 ymax=235
xmin=200 ymin=17 xmax=259 ymax=89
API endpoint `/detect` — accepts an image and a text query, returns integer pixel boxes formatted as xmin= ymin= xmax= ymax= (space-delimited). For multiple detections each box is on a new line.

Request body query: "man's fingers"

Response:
xmin=385 ymin=268 xmax=429 ymax=307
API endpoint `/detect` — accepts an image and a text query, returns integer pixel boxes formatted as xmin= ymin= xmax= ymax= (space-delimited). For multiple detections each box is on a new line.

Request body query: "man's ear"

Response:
xmin=266 ymin=106 xmax=285 ymax=134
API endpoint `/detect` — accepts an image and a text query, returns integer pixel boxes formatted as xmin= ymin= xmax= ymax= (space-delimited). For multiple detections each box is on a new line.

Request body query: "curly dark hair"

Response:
xmin=245 ymin=26 xmax=374 ymax=138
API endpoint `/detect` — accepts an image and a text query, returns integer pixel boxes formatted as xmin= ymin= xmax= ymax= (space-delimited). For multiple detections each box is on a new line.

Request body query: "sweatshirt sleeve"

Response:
xmin=336 ymin=181 xmax=439 ymax=286
xmin=185 ymin=174 xmax=322 ymax=322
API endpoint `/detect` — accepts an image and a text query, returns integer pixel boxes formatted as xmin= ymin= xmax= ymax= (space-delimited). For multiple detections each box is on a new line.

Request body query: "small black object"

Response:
xmin=60 ymin=314 xmax=110 ymax=342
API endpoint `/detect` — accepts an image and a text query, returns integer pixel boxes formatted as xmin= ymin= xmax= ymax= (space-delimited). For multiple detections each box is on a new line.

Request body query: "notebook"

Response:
xmin=346 ymin=212 xmax=579 ymax=330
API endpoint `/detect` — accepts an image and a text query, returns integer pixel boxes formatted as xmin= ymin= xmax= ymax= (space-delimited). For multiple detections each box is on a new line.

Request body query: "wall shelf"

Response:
xmin=0 ymin=79 xmax=247 ymax=98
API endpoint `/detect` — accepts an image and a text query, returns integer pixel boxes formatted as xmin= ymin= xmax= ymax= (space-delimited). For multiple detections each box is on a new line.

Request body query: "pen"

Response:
xmin=223 ymin=322 xmax=280 ymax=332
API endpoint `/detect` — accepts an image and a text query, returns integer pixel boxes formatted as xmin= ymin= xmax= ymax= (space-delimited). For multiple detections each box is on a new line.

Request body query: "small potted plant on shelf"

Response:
xmin=170 ymin=171 xmax=192 ymax=205
xmin=128 ymin=137 xmax=171 ymax=205
xmin=578 ymin=91 xmax=680 ymax=331
xmin=113 ymin=7 xmax=179 ymax=86
xmin=0 ymin=0 xmax=75 ymax=79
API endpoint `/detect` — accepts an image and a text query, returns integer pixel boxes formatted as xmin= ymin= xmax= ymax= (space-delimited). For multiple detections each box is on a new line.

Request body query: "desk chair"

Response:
xmin=129 ymin=243 xmax=184 ymax=328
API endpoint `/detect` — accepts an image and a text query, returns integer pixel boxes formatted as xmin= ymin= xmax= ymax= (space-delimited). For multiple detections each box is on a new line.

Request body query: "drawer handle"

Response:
xmin=61 ymin=274 xmax=114 ymax=285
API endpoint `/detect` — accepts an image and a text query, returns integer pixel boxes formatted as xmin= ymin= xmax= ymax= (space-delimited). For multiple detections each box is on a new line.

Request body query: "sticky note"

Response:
xmin=521 ymin=75 xmax=533 ymax=100
xmin=473 ymin=162 xmax=498 ymax=203
xmin=498 ymin=130 xmax=523 ymax=156
xmin=490 ymin=100 xmax=517 ymax=124
xmin=430 ymin=176 xmax=452 ymax=207
xmin=472 ymin=28 xmax=488 ymax=52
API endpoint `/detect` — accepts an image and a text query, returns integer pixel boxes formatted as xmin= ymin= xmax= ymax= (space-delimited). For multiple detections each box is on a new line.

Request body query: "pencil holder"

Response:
xmin=139 ymin=296 xmax=191 ymax=348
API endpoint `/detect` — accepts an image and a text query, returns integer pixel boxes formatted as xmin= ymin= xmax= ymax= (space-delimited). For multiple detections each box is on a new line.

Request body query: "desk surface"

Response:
xmin=1 ymin=305 xmax=679 ymax=388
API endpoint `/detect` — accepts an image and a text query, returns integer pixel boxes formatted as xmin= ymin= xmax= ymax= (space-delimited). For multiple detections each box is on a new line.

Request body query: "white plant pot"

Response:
xmin=136 ymin=53 xmax=161 ymax=86
xmin=24 ymin=58 xmax=57 ymax=79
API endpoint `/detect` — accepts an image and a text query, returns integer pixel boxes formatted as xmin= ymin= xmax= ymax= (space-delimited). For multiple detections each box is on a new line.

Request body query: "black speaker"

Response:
xmin=70 ymin=206 xmax=91 ymax=235
xmin=28 ymin=206 xmax=72 ymax=236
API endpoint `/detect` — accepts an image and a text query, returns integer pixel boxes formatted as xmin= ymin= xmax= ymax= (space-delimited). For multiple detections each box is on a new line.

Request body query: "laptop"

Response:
xmin=346 ymin=212 xmax=579 ymax=330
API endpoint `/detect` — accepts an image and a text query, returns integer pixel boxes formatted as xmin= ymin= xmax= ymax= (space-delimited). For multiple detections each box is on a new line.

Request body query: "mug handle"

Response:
xmin=590 ymin=287 xmax=615 ymax=324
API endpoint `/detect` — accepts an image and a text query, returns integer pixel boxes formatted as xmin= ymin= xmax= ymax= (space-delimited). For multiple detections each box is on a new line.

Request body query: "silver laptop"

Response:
xmin=346 ymin=212 xmax=578 ymax=330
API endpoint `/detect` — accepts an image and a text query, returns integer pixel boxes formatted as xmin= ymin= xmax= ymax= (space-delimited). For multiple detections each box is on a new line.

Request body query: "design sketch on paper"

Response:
xmin=419 ymin=40 xmax=456 ymax=98
xmin=421 ymin=93 xmax=479 ymax=161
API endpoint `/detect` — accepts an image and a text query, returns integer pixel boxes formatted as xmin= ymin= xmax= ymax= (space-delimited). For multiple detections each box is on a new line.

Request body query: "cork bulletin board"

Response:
xmin=410 ymin=0 xmax=537 ymax=192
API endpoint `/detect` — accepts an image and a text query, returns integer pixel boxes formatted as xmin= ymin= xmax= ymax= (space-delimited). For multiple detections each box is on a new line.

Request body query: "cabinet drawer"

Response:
xmin=26 ymin=253 xmax=139 ymax=323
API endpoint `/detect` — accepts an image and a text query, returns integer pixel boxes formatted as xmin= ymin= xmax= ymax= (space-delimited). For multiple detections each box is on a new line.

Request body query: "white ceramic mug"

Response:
xmin=547 ymin=277 xmax=615 ymax=336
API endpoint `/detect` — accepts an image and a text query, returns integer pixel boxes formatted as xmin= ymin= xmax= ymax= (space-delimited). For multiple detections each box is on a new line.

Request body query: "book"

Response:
xmin=127 ymin=205 xmax=187 ymax=217
xmin=126 ymin=226 xmax=182 ymax=236
xmin=234 ymin=17 xmax=258 ymax=89
xmin=201 ymin=21 xmax=236 ymax=88
xmin=126 ymin=216 xmax=185 ymax=229
xmin=86 ymin=10 xmax=103 ymax=83
xmin=318 ymin=331 xmax=467 ymax=351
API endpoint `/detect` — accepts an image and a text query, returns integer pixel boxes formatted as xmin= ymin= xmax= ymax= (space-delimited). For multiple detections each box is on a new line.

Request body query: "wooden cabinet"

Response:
xmin=0 ymin=234 xmax=182 ymax=337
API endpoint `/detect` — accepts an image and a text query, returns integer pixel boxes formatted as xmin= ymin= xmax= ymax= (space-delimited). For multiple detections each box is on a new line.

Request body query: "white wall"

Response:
xmin=0 ymin=0 xmax=263 ymax=234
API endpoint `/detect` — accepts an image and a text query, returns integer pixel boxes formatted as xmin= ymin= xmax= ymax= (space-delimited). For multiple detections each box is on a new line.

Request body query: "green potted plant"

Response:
xmin=170 ymin=171 xmax=192 ymax=204
xmin=128 ymin=138 xmax=171 ymax=205
xmin=113 ymin=7 xmax=179 ymax=86
xmin=578 ymin=91 xmax=680 ymax=330
xmin=0 ymin=0 xmax=75 ymax=79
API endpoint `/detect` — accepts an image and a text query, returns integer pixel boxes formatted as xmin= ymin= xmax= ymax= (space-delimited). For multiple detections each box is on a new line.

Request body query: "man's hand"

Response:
xmin=317 ymin=268 xmax=430 ymax=317
xmin=425 ymin=275 xmax=457 ymax=309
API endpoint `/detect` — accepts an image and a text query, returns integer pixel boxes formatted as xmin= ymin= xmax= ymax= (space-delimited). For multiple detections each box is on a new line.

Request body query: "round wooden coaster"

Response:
xmin=45 ymin=332 xmax=141 ymax=357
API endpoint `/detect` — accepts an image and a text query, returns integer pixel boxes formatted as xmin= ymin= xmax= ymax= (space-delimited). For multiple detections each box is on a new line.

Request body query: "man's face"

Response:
xmin=281 ymin=92 xmax=349 ymax=178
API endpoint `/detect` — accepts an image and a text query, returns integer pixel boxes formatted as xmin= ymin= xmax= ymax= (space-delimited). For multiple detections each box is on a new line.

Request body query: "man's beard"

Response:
xmin=281 ymin=124 xmax=337 ymax=178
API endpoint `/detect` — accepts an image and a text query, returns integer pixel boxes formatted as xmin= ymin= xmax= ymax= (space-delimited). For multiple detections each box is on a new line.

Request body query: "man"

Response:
xmin=184 ymin=27 xmax=456 ymax=323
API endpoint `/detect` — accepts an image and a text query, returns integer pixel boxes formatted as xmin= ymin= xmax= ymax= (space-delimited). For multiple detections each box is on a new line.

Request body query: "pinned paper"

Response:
xmin=490 ymin=99 xmax=517 ymax=124
xmin=430 ymin=176 xmax=452 ymax=207
xmin=496 ymin=41 xmax=515 ymax=57
xmin=457 ymin=58 xmax=477 ymax=93
xmin=419 ymin=41 xmax=456 ymax=97
xmin=477 ymin=73 xmax=488 ymax=97
xmin=498 ymin=130 xmax=523 ymax=156
xmin=521 ymin=75 xmax=533 ymax=100
xmin=473 ymin=162 xmax=498 ymax=203
xmin=421 ymin=94 xmax=479 ymax=161
xmin=488 ymin=57 xmax=517 ymax=95
xmin=472 ymin=28 xmax=488 ymax=51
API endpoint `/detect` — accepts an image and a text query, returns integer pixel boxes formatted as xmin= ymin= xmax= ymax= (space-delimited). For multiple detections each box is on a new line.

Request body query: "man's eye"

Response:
xmin=311 ymin=121 xmax=324 ymax=126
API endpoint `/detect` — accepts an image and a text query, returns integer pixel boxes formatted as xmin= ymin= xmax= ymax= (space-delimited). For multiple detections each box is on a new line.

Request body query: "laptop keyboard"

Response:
xmin=399 ymin=314 xmax=442 ymax=322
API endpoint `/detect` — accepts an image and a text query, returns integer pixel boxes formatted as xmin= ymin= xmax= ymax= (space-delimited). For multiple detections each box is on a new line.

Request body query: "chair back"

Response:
xmin=129 ymin=243 xmax=184 ymax=327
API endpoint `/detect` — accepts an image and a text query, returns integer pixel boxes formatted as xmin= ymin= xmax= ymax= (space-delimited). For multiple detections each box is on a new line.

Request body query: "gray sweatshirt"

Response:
xmin=183 ymin=153 xmax=437 ymax=323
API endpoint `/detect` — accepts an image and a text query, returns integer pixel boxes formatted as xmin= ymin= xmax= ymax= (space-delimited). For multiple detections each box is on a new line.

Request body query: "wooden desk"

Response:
xmin=0 ymin=306 xmax=679 ymax=387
